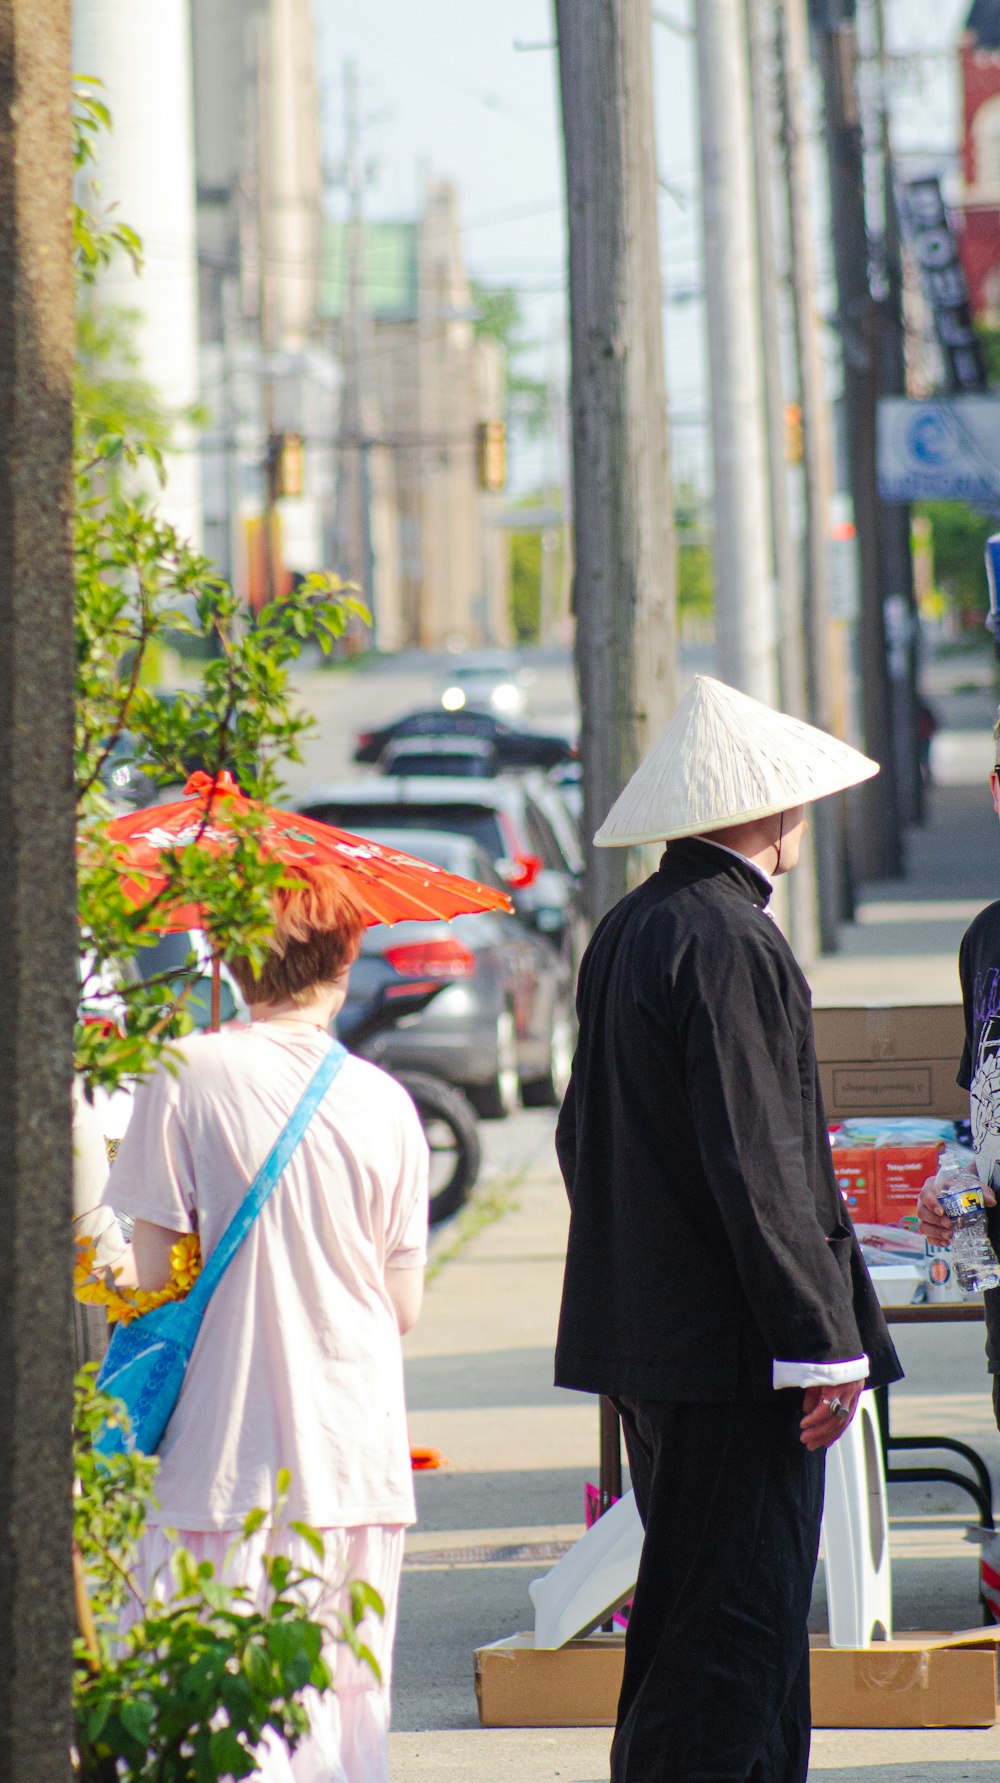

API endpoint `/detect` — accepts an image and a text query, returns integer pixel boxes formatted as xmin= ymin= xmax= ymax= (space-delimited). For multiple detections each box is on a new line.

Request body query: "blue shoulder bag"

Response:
xmin=95 ymin=1040 xmax=347 ymax=1458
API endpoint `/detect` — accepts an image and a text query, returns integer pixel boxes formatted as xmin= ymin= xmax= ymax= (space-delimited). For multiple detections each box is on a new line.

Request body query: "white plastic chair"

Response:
xmin=530 ymin=1389 xmax=892 ymax=1653
xmin=820 ymin=1388 xmax=893 ymax=1647
xmin=529 ymin=1489 xmax=644 ymax=1649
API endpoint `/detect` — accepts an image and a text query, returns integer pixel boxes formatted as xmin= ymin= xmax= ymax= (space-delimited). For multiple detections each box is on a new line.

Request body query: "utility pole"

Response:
xmin=694 ymin=0 xmax=778 ymax=704
xmin=745 ymin=0 xmax=820 ymax=963
xmin=746 ymin=0 xmax=806 ymax=720
xmin=337 ymin=58 xmax=377 ymax=641
xmin=0 ymin=1 xmax=77 ymax=1771
xmin=251 ymin=3 xmax=278 ymax=609
xmin=809 ymin=0 xmax=902 ymax=879
xmin=869 ymin=0 xmax=921 ymax=826
xmin=555 ymin=0 xmax=677 ymax=1527
xmin=776 ymin=0 xmax=850 ymax=946
xmin=555 ymin=0 xmax=677 ymax=930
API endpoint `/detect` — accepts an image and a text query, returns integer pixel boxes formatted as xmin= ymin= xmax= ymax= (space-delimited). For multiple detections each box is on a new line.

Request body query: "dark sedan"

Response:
xmin=337 ymin=828 xmax=574 ymax=1118
xmin=353 ymin=707 xmax=576 ymax=772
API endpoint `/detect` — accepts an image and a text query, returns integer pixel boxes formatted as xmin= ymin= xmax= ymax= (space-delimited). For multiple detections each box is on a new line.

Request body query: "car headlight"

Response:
xmin=490 ymin=682 xmax=522 ymax=713
xmin=441 ymin=686 xmax=466 ymax=711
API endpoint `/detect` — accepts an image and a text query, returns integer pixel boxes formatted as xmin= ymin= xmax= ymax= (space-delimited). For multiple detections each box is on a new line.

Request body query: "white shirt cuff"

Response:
xmin=772 ymin=1356 xmax=869 ymax=1390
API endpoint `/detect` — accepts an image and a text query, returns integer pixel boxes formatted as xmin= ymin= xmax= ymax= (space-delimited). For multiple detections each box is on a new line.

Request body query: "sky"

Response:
xmin=316 ymin=0 xmax=978 ymax=497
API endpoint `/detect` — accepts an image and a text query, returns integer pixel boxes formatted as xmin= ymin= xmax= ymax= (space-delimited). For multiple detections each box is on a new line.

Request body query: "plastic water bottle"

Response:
xmin=936 ymin=1161 xmax=1000 ymax=1294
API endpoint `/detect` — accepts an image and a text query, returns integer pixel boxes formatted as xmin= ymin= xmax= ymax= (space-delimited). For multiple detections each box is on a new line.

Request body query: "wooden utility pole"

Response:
xmin=0 ymin=1 xmax=78 ymax=1773
xmin=870 ymin=0 xmax=921 ymax=826
xmin=695 ymin=0 xmax=778 ymax=704
xmin=555 ymin=0 xmax=676 ymax=1529
xmin=746 ymin=0 xmax=805 ymax=719
xmin=745 ymin=0 xmax=821 ymax=964
xmin=555 ymin=0 xmax=677 ymax=930
xmin=337 ymin=57 xmax=377 ymax=640
xmin=776 ymin=0 xmax=850 ymax=946
xmin=810 ymin=0 xmax=902 ymax=878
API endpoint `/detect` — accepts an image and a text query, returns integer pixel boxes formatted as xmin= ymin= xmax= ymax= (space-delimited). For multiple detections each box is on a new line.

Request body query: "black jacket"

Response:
xmin=555 ymin=840 xmax=901 ymax=1401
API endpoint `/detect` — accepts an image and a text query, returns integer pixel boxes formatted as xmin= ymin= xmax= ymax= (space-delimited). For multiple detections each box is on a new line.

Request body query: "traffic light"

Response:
xmin=783 ymin=402 xmax=803 ymax=465
xmin=476 ymin=419 xmax=507 ymax=492
xmin=268 ymin=431 xmax=305 ymax=500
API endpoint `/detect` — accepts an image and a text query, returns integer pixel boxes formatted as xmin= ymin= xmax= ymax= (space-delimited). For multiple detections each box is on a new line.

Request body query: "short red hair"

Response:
xmin=227 ymin=863 xmax=367 ymax=1006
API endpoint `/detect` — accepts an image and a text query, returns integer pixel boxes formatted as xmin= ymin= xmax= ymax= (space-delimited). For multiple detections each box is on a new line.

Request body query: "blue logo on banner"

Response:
xmin=907 ymin=409 xmax=955 ymax=466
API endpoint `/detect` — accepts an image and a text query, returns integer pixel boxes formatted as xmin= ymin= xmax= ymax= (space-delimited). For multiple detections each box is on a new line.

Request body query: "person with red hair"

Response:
xmin=101 ymin=864 xmax=430 ymax=1783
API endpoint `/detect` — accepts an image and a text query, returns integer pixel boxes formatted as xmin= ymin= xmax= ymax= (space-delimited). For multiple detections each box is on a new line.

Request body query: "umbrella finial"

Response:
xmin=183 ymin=770 xmax=241 ymax=799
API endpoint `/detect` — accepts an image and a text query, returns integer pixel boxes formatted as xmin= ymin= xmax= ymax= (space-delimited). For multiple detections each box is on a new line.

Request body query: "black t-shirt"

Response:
xmin=958 ymin=900 xmax=1000 ymax=1372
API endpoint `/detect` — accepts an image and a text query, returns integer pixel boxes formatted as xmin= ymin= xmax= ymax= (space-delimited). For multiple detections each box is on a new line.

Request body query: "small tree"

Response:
xmin=71 ymin=89 xmax=378 ymax=1779
xmin=73 ymin=1372 xmax=382 ymax=1781
xmin=73 ymin=85 xmax=365 ymax=1091
xmin=913 ymin=498 xmax=997 ymax=634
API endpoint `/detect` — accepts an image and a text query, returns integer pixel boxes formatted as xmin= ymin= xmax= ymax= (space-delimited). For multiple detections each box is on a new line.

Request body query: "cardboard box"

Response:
xmin=474 ymin=1629 xmax=1000 ymax=1730
xmin=874 ymin=1143 xmax=943 ymax=1223
xmin=474 ymin=1631 xmax=625 ymax=1728
xmin=812 ymin=1005 xmax=966 ymax=1120
xmin=810 ymin=1629 xmax=1000 ymax=1728
xmin=830 ymin=1147 xmax=877 ymax=1222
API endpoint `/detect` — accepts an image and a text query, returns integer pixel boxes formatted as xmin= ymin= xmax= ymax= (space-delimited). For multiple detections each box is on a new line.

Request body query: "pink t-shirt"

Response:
xmin=102 ymin=1023 xmax=429 ymax=1531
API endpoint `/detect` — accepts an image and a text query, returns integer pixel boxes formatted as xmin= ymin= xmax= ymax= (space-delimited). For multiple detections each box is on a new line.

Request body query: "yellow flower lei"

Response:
xmin=73 ymin=1232 xmax=202 ymax=1325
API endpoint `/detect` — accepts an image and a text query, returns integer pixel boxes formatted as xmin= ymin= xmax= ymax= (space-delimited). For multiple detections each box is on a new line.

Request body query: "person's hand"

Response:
xmin=799 ymin=1379 xmax=865 ymax=1451
xmin=916 ymin=1171 xmax=996 ymax=1247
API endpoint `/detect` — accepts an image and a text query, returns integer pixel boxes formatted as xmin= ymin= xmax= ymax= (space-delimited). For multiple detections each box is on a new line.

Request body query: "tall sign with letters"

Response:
xmin=899 ymin=175 xmax=987 ymax=394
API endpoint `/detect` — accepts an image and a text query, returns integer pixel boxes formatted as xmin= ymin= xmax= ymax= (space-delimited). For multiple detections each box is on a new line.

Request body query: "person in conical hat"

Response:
xmin=554 ymin=676 xmax=901 ymax=1783
xmin=593 ymin=671 xmax=881 ymax=848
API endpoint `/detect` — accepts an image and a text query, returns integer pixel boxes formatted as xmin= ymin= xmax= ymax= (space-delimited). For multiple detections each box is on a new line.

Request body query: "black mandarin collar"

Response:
xmin=657 ymin=836 xmax=772 ymax=910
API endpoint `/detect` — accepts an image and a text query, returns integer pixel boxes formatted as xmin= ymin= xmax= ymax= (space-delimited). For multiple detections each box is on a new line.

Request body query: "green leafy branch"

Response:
xmin=72 ymin=81 xmax=369 ymax=1090
xmin=73 ymin=1376 xmax=380 ymax=1782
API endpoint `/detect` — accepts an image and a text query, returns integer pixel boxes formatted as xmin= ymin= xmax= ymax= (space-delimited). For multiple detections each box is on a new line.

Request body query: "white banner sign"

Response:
xmin=877 ymin=398 xmax=1000 ymax=504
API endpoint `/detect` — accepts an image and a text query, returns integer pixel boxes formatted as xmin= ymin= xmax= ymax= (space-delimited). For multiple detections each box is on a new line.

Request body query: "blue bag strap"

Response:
xmin=182 ymin=1039 xmax=347 ymax=1319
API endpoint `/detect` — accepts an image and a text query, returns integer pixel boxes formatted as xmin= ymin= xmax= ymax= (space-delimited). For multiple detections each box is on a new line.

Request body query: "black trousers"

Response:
xmin=610 ymin=1391 xmax=825 ymax=1783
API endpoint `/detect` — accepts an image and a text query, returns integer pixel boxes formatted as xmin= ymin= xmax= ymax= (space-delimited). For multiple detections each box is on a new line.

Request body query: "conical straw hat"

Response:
xmin=594 ymin=675 xmax=879 ymax=847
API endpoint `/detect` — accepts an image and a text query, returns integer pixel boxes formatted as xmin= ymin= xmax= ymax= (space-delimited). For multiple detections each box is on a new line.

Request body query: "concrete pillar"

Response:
xmin=0 ymin=1 xmax=78 ymax=1774
xmin=73 ymin=0 xmax=203 ymax=546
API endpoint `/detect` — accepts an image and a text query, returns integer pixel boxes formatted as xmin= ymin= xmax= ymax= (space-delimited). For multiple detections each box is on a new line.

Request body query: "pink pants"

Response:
xmin=125 ymin=1521 xmax=405 ymax=1783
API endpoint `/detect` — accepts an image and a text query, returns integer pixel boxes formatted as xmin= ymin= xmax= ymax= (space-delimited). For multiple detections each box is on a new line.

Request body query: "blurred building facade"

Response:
xmin=321 ymin=182 xmax=510 ymax=650
xmin=959 ymin=0 xmax=1000 ymax=321
xmin=74 ymin=0 xmax=508 ymax=646
xmin=191 ymin=0 xmax=337 ymax=608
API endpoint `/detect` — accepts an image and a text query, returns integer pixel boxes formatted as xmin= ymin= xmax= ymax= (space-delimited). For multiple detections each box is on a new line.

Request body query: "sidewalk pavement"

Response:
xmin=390 ymin=688 xmax=1000 ymax=1782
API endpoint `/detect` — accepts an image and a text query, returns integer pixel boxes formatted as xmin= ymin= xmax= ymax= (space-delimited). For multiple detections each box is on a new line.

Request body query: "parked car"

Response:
xmin=378 ymin=737 xmax=498 ymax=779
xmin=353 ymin=706 xmax=575 ymax=772
xmin=97 ymin=694 xmax=248 ymax=812
xmin=334 ymin=828 xmax=574 ymax=1118
xmin=124 ymin=930 xmax=249 ymax=1029
xmin=98 ymin=731 xmax=164 ymax=811
xmin=338 ymin=974 xmax=482 ymax=1224
xmin=548 ymin=760 xmax=582 ymax=821
xmin=439 ymin=651 xmax=528 ymax=717
xmin=296 ymin=772 xmax=587 ymax=977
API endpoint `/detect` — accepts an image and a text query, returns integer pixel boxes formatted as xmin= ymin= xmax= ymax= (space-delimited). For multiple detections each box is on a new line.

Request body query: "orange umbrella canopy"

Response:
xmin=104 ymin=770 xmax=513 ymax=929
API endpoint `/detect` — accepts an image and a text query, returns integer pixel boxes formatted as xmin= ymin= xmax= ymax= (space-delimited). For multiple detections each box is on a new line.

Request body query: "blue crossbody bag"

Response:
xmin=96 ymin=1040 xmax=347 ymax=1458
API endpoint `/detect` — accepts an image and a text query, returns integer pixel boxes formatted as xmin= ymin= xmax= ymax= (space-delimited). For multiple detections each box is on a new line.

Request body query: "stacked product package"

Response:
xmin=829 ymin=1118 xmax=977 ymax=1305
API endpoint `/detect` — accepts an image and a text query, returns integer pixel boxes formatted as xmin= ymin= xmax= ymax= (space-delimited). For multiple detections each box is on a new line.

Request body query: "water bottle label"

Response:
xmin=925 ymin=1243 xmax=962 ymax=1302
xmin=938 ymin=1185 xmax=984 ymax=1219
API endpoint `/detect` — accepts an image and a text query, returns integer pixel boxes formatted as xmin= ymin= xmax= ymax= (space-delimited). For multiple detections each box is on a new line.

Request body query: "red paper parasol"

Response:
xmin=103 ymin=770 xmax=513 ymax=1025
xmin=105 ymin=770 xmax=513 ymax=929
